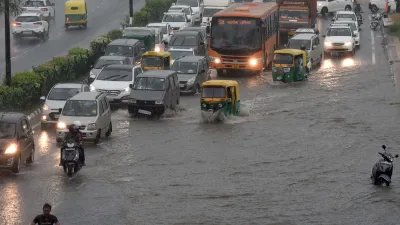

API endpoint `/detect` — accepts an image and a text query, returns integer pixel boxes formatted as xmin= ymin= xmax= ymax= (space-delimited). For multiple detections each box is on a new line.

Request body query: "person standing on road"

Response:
xmin=30 ymin=203 xmax=60 ymax=225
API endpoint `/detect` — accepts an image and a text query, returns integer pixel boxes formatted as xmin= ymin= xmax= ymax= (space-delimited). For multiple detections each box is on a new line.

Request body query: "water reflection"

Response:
xmin=322 ymin=59 xmax=334 ymax=69
xmin=342 ymin=58 xmax=355 ymax=67
xmin=39 ymin=131 xmax=50 ymax=154
xmin=0 ymin=182 xmax=22 ymax=225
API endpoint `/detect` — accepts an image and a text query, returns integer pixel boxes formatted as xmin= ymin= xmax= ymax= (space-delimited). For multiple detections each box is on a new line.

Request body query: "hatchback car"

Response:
xmin=171 ymin=56 xmax=210 ymax=94
xmin=179 ymin=26 xmax=208 ymax=47
xmin=56 ymin=92 xmax=112 ymax=144
xmin=0 ymin=112 xmax=35 ymax=173
xmin=166 ymin=31 xmax=206 ymax=55
xmin=168 ymin=47 xmax=196 ymax=65
xmin=89 ymin=56 xmax=131 ymax=83
xmin=40 ymin=83 xmax=90 ymax=129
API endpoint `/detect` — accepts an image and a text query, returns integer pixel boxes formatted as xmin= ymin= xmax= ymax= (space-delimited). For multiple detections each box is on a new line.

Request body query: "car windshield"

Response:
xmin=24 ymin=1 xmax=44 ymax=7
xmin=163 ymin=14 xmax=186 ymax=22
xmin=176 ymin=0 xmax=198 ymax=7
xmin=15 ymin=16 xmax=40 ymax=22
xmin=48 ymin=88 xmax=80 ymax=100
xmin=280 ymin=10 xmax=309 ymax=19
xmin=62 ymin=100 xmax=98 ymax=117
xmin=203 ymin=8 xmax=222 ymax=17
xmin=105 ymin=45 xmax=133 ymax=57
xmin=94 ymin=59 xmax=124 ymax=69
xmin=332 ymin=23 xmax=357 ymax=31
xmin=170 ymin=35 xmax=197 ymax=46
xmin=202 ymin=87 xmax=226 ymax=98
xmin=337 ymin=14 xmax=356 ymax=21
xmin=142 ymin=56 xmax=163 ymax=67
xmin=171 ymin=7 xmax=190 ymax=15
xmin=287 ymin=39 xmax=311 ymax=50
xmin=327 ymin=27 xmax=352 ymax=36
xmin=133 ymin=77 xmax=166 ymax=91
xmin=148 ymin=25 xmax=167 ymax=34
xmin=171 ymin=61 xmax=198 ymax=74
xmin=97 ymin=68 xmax=133 ymax=81
xmin=273 ymin=54 xmax=293 ymax=64
xmin=0 ymin=123 xmax=16 ymax=139
xmin=169 ymin=50 xmax=194 ymax=60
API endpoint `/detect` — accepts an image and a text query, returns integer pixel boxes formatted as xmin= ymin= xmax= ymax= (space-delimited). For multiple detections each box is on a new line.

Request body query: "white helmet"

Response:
xmin=73 ymin=121 xmax=82 ymax=127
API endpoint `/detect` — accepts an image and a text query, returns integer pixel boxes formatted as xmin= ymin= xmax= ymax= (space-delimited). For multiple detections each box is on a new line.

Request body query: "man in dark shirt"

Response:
xmin=30 ymin=203 xmax=60 ymax=225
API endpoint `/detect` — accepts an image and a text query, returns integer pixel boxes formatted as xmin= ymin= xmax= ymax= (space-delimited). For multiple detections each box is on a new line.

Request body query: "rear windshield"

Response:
xmin=0 ymin=123 xmax=16 ymax=139
xmin=336 ymin=14 xmax=356 ymax=21
xmin=202 ymin=87 xmax=225 ymax=98
xmin=163 ymin=14 xmax=186 ymax=22
xmin=97 ymin=68 xmax=133 ymax=81
xmin=62 ymin=100 xmax=97 ymax=117
xmin=48 ymin=88 xmax=80 ymax=100
xmin=94 ymin=59 xmax=124 ymax=69
xmin=15 ymin=16 xmax=40 ymax=22
xmin=105 ymin=45 xmax=133 ymax=57
xmin=148 ymin=25 xmax=167 ymax=34
xmin=176 ymin=0 xmax=198 ymax=7
xmin=170 ymin=35 xmax=197 ymax=46
xmin=327 ymin=27 xmax=352 ymax=36
xmin=169 ymin=50 xmax=194 ymax=60
xmin=273 ymin=54 xmax=293 ymax=64
xmin=24 ymin=1 xmax=44 ymax=7
xmin=142 ymin=57 xmax=163 ymax=67
xmin=133 ymin=77 xmax=166 ymax=91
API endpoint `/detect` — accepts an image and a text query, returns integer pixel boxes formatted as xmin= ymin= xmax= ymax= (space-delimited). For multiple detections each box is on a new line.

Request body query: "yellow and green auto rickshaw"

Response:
xmin=141 ymin=51 xmax=171 ymax=71
xmin=64 ymin=0 xmax=88 ymax=29
xmin=272 ymin=49 xmax=311 ymax=83
xmin=200 ymin=80 xmax=240 ymax=122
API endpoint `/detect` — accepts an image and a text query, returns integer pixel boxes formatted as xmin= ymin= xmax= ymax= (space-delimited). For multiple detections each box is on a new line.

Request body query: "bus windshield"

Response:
xmin=280 ymin=10 xmax=309 ymax=19
xmin=211 ymin=17 xmax=261 ymax=52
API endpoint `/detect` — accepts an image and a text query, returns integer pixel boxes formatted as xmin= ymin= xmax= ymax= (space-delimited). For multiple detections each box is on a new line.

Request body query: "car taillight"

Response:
xmin=33 ymin=22 xmax=42 ymax=25
xmin=41 ymin=8 xmax=48 ymax=11
xmin=13 ymin=22 xmax=21 ymax=27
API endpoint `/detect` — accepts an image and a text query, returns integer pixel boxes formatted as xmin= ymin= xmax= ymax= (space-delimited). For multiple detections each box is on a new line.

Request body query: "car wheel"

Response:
xmin=12 ymin=155 xmax=21 ymax=173
xmin=105 ymin=123 xmax=112 ymax=137
xmin=94 ymin=129 xmax=101 ymax=144
xmin=26 ymin=145 xmax=35 ymax=164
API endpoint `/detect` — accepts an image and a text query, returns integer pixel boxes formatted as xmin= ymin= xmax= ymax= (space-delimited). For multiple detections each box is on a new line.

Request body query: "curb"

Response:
xmin=26 ymin=107 xmax=43 ymax=129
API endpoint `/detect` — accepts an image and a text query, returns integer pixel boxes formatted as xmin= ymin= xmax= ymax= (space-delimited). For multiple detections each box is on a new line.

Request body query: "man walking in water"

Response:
xmin=30 ymin=203 xmax=60 ymax=225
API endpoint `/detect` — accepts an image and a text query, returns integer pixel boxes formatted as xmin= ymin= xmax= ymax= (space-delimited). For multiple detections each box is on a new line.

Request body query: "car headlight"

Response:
xmin=187 ymin=77 xmax=195 ymax=85
xmin=155 ymin=100 xmax=163 ymax=104
xmin=42 ymin=104 xmax=49 ymax=111
xmin=121 ymin=87 xmax=130 ymax=92
xmin=318 ymin=3 xmax=322 ymax=7
xmin=324 ymin=41 xmax=332 ymax=47
xmin=87 ymin=123 xmax=96 ymax=130
xmin=155 ymin=46 xmax=161 ymax=52
xmin=283 ymin=67 xmax=291 ymax=73
xmin=130 ymin=99 xmax=137 ymax=103
xmin=90 ymin=85 xmax=96 ymax=91
xmin=5 ymin=143 xmax=18 ymax=154
xmin=344 ymin=41 xmax=352 ymax=46
xmin=89 ymin=71 xmax=95 ymax=78
xmin=57 ymin=122 xmax=66 ymax=129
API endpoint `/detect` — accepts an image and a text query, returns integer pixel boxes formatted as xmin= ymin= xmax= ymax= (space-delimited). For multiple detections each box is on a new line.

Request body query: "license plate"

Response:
xmin=333 ymin=46 xmax=344 ymax=49
xmin=138 ymin=109 xmax=151 ymax=115
xmin=54 ymin=114 xmax=59 ymax=119
xmin=232 ymin=65 xmax=240 ymax=69
xmin=179 ymin=84 xmax=185 ymax=88
xmin=23 ymin=31 xmax=32 ymax=34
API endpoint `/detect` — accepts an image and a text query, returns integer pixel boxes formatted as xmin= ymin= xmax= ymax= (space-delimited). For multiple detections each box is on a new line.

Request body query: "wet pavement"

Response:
xmin=0 ymin=0 xmax=144 ymax=78
xmin=2 ymin=6 xmax=400 ymax=225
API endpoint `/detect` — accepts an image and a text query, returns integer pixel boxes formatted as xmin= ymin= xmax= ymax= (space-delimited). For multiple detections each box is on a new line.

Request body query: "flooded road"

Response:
xmin=2 ymin=9 xmax=400 ymax=225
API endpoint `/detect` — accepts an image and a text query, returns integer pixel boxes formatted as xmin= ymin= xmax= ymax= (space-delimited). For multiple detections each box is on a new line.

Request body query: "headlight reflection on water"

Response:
xmin=1 ymin=182 xmax=21 ymax=225
xmin=39 ymin=131 xmax=50 ymax=154
xmin=342 ymin=58 xmax=355 ymax=67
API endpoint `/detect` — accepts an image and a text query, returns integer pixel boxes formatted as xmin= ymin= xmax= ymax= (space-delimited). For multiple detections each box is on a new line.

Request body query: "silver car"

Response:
xmin=89 ymin=56 xmax=131 ymax=83
xmin=40 ymin=83 xmax=90 ymax=129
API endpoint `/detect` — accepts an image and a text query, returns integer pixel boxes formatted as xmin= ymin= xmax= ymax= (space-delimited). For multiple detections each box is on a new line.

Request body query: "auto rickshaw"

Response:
xmin=122 ymin=27 xmax=156 ymax=52
xmin=64 ymin=0 xmax=88 ymax=29
xmin=200 ymin=80 xmax=240 ymax=122
xmin=272 ymin=49 xmax=311 ymax=83
xmin=141 ymin=51 xmax=171 ymax=71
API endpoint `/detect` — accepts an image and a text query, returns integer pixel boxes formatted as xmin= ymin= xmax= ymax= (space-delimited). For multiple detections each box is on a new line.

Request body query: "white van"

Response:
xmin=202 ymin=0 xmax=230 ymax=26
xmin=175 ymin=0 xmax=204 ymax=23
xmin=317 ymin=0 xmax=353 ymax=16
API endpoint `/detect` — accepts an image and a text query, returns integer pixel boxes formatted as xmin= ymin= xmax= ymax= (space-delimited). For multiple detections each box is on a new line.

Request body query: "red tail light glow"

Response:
xmin=41 ymin=8 xmax=48 ymax=11
xmin=33 ymin=22 xmax=42 ymax=25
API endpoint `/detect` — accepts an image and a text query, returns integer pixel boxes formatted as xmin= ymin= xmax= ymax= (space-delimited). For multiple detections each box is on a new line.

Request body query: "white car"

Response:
xmin=330 ymin=20 xmax=360 ymax=47
xmin=317 ymin=0 xmax=353 ymax=16
xmin=287 ymin=29 xmax=323 ymax=68
xmin=323 ymin=26 xmax=356 ymax=57
xmin=162 ymin=12 xmax=192 ymax=33
xmin=147 ymin=23 xmax=173 ymax=42
xmin=174 ymin=0 xmax=204 ymax=23
xmin=168 ymin=5 xmax=195 ymax=26
xmin=90 ymin=65 xmax=143 ymax=104
xmin=332 ymin=11 xmax=357 ymax=22
xmin=167 ymin=47 xmax=196 ymax=65
xmin=12 ymin=12 xmax=49 ymax=40
xmin=22 ymin=0 xmax=55 ymax=20
xmin=369 ymin=0 xmax=396 ymax=13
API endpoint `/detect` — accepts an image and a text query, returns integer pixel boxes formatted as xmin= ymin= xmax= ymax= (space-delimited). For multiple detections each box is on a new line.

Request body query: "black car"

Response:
xmin=0 ymin=112 xmax=35 ymax=173
xmin=171 ymin=56 xmax=210 ymax=94
xmin=166 ymin=31 xmax=206 ymax=56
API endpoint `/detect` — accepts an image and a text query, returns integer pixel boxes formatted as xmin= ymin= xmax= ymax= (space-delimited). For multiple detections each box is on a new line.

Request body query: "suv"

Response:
xmin=168 ymin=47 xmax=196 ymax=65
xmin=323 ymin=25 xmax=356 ymax=57
xmin=56 ymin=92 xmax=112 ymax=144
xmin=168 ymin=5 xmax=195 ymax=26
xmin=167 ymin=31 xmax=206 ymax=56
xmin=162 ymin=12 xmax=192 ymax=33
xmin=22 ymin=0 xmax=55 ymax=20
xmin=89 ymin=56 xmax=131 ymax=83
xmin=317 ymin=0 xmax=353 ymax=16
xmin=175 ymin=0 xmax=204 ymax=24
xmin=171 ymin=56 xmax=210 ymax=94
xmin=287 ymin=28 xmax=323 ymax=68
xmin=0 ymin=112 xmax=35 ymax=173
xmin=330 ymin=20 xmax=360 ymax=47
xmin=12 ymin=12 xmax=49 ymax=41
xmin=332 ymin=11 xmax=357 ymax=22
xmin=90 ymin=65 xmax=143 ymax=104
xmin=40 ymin=83 xmax=90 ymax=129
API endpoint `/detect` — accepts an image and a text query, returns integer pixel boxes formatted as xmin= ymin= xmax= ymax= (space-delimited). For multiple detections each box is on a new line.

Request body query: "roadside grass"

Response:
xmin=389 ymin=14 xmax=400 ymax=37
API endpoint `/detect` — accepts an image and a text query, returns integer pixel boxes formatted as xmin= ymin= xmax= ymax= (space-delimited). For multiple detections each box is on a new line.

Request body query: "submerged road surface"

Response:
xmin=2 ymin=10 xmax=400 ymax=225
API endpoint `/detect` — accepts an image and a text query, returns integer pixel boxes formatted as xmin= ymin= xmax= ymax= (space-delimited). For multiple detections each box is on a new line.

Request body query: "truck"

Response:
xmin=202 ymin=0 xmax=231 ymax=27
xmin=277 ymin=0 xmax=317 ymax=44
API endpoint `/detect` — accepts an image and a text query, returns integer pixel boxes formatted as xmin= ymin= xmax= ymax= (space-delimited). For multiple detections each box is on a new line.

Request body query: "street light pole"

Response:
xmin=129 ymin=0 xmax=133 ymax=25
xmin=4 ymin=0 xmax=12 ymax=86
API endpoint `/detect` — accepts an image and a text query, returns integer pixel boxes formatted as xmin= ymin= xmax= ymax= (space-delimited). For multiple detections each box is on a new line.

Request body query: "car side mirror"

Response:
xmin=382 ymin=145 xmax=387 ymax=150
xmin=352 ymin=34 xmax=356 ymax=37
xmin=40 ymin=96 xmax=46 ymax=100
xmin=164 ymin=40 xmax=168 ymax=45
xmin=129 ymin=84 xmax=133 ymax=89
xmin=331 ymin=19 xmax=335 ymax=21
xmin=58 ymin=108 xmax=62 ymax=113
xmin=322 ymin=34 xmax=326 ymax=38
xmin=200 ymin=41 xmax=204 ymax=45
xmin=51 ymin=3 xmax=55 ymax=6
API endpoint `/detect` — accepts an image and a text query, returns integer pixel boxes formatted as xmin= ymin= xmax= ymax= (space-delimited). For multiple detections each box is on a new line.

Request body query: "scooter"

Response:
xmin=61 ymin=140 xmax=83 ymax=177
xmin=370 ymin=13 xmax=382 ymax=30
xmin=371 ymin=145 xmax=399 ymax=186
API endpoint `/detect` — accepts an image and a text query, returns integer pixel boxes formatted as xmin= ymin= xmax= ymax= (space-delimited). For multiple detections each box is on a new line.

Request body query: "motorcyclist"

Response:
xmin=59 ymin=121 xmax=86 ymax=166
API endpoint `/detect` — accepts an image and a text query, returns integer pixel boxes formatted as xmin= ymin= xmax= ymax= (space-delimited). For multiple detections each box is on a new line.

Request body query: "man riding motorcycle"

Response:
xmin=59 ymin=121 xmax=86 ymax=166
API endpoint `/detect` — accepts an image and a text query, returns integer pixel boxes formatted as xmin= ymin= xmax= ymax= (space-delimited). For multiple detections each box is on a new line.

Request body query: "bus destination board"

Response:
xmin=218 ymin=19 xmax=254 ymax=25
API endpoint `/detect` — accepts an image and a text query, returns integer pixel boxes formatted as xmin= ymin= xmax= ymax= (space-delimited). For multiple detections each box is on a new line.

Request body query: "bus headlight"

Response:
xmin=249 ymin=58 xmax=263 ymax=66
xmin=214 ymin=58 xmax=221 ymax=64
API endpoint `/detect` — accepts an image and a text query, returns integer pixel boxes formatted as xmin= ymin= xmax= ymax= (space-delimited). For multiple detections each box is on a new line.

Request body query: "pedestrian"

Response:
xmin=30 ymin=203 xmax=60 ymax=225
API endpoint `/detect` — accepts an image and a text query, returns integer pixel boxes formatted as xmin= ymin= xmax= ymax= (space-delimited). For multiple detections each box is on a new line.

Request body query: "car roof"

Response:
xmin=138 ymin=70 xmax=176 ymax=78
xmin=168 ymin=47 xmax=194 ymax=51
xmin=69 ymin=92 xmax=103 ymax=101
xmin=171 ymin=5 xmax=190 ymax=8
xmin=333 ymin=20 xmax=356 ymax=24
xmin=147 ymin=23 xmax=167 ymax=27
xmin=164 ymin=12 xmax=186 ymax=15
xmin=108 ymin=39 xmax=139 ymax=45
xmin=175 ymin=56 xmax=205 ymax=62
xmin=53 ymin=83 xmax=84 ymax=89
xmin=18 ymin=12 xmax=41 ymax=17
xmin=0 ymin=112 xmax=25 ymax=122
xmin=98 ymin=56 xmax=128 ymax=60
xmin=102 ymin=64 xmax=134 ymax=70
xmin=291 ymin=33 xmax=314 ymax=40
xmin=336 ymin=11 xmax=355 ymax=14
xmin=173 ymin=31 xmax=199 ymax=36
xmin=329 ymin=26 xmax=351 ymax=29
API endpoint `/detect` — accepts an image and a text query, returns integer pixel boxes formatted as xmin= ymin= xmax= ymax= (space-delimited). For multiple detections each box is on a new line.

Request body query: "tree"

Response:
xmin=0 ymin=0 xmax=23 ymax=16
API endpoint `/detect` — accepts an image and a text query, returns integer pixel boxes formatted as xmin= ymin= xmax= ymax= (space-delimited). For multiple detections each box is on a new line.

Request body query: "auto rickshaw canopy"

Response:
xmin=201 ymin=80 xmax=240 ymax=99
xmin=142 ymin=51 xmax=170 ymax=58
xmin=273 ymin=49 xmax=307 ymax=67
xmin=65 ymin=0 xmax=87 ymax=14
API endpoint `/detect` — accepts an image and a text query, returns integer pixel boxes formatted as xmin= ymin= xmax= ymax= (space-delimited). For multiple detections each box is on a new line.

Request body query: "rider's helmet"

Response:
xmin=69 ymin=121 xmax=81 ymax=133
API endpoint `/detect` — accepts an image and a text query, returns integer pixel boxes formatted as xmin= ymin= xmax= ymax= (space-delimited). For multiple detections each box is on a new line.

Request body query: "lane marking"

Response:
xmin=371 ymin=29 xmax=376 ymax=64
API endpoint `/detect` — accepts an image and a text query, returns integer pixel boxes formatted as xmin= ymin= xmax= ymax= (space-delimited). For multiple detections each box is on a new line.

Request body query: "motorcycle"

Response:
xmin=61 ymin=140 xmax=83 ymax=177
xmin=370 ymin=13 xmax=382 ymax=30
xmin=371 ymin=145 xmax=399 ymax=186
xmin=356 ymin=13 xmax=363 ymax=26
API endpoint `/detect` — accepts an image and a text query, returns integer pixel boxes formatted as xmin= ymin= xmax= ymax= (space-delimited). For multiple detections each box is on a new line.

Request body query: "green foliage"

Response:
xmin=106 ymin=29 xmax=123 ymax=40
xmin=122 ymin=0 xmax=176 ymax=27
xmin=0 ymin=0 xmax=23 ymax=16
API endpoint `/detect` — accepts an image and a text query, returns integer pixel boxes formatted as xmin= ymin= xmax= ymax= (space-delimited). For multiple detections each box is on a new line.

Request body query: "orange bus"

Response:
xmin=208 ymin=2 xmax=279 ymax=75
